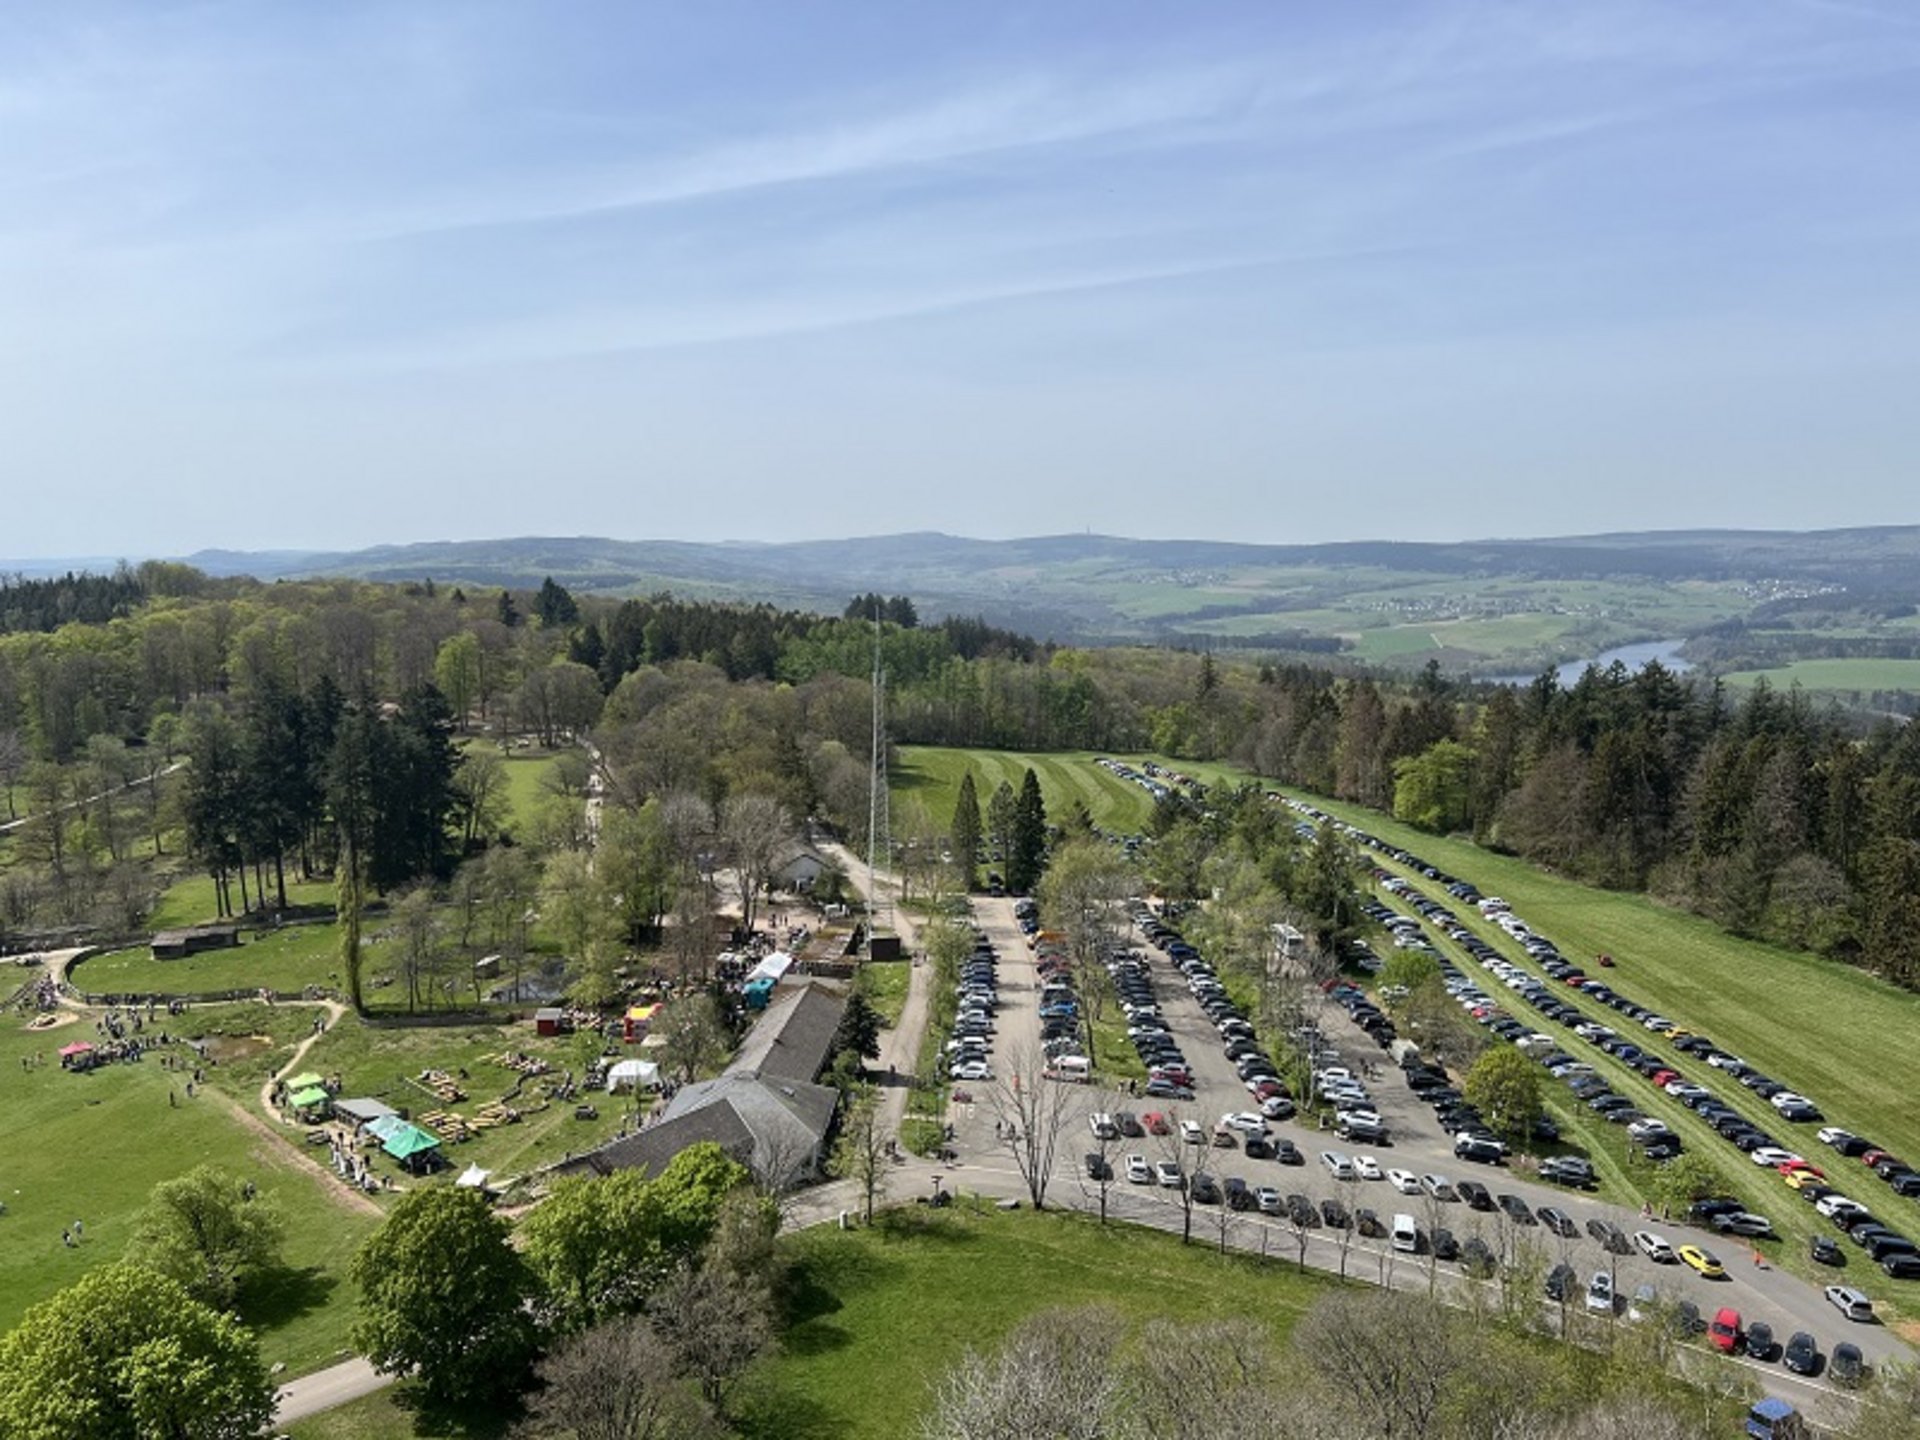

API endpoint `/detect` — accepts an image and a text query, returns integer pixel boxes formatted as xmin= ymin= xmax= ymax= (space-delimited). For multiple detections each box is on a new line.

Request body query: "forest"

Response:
xmin=3 ymin=567 xmax=1918 ymax=994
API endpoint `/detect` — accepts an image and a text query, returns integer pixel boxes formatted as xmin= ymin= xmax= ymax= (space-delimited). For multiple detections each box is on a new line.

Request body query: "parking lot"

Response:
xmin=940 ymin=891 xmax=1914 ymax=1397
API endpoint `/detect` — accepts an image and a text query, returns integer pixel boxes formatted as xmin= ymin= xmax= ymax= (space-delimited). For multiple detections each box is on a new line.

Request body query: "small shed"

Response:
xmin=622 ymin=1003 xmax=663 ymax=1044
xmin=151 ymin=925 xmax=240 ymax=960
xmin=333 ymin=1098 xmax=398 ymax=1134
xmin=534 ymin=1007 xmax=568 ymax=1037
xmin=869 ymin=933 xmax=903 ymax=962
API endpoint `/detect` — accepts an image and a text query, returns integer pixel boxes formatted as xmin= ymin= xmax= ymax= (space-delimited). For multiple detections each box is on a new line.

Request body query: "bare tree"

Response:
xmin=1076 ymin=1093 xmax=1126 ymax=1226
xmin=1147 ymin=1106 xmax=1199 ymax=1245
xmin=649 ymin=1260 xmax=775 ymax=1416
xmin=1282 ymin=1188 xmax=1316 ymax=1272
xmin=655 ymin=993 xmax=730 ymax=1085
xmin=1291 ymin=1290 xmax=1468 ymax=1440
xmin=519 ymin=1314 xmax=721 ymax=1440
xmin=920 ymin=1305 xmax=1126 ymax=1440
xmin=829 ymin=1090 xmax=891 ymax=1224
xmin=987 ymin=1042 xmax=1077 ymax=1211
xmin=722 ymin=791 xmax=792 ymax=934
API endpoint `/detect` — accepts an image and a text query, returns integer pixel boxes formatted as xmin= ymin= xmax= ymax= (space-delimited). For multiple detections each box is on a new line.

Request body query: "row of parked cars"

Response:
xmin=944 ymin=928 xmax=1004 ymax=1083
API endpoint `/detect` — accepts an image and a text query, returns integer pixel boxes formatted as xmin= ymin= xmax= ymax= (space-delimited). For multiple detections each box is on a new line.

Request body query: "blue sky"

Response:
xmin=3 ymin=0 xmax=1917 ymax=558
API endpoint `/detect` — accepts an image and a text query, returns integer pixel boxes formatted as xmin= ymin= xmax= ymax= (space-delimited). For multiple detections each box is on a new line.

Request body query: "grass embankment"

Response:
xmin=893 ymin=746 xmax=1158 ymax=836
xmin=293 ymin=1203 xmax=1340 ymax=1440
xmin=0 ymin=1008 xmax=377 ymax=1376
xmin=853 ymin=958 xmax=910 ymax=1029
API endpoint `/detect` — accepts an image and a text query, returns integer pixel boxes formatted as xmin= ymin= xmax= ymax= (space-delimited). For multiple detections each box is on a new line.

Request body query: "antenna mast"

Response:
xmin=865 ymin=604 xmax=891 ymax=953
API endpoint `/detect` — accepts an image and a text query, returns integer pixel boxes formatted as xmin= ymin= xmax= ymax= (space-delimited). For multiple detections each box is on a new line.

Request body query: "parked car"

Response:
xmin=1679 ymin=1245 xmax=1726 ymax=1278
xmin=1635 ymin=1231 xmax=1677 ymax=1264
xmin=1824 ymin=1285 xmax=1874 ymax=1321
xmin=1587 ymin=1272 xmax=1619 ymax=1316
xmin=1125 ymin=1154 xmax=1153 ymax=1185
xmin=1783 ymin=1331 xmax=1819 ymax=1375
xmin=1709 ymin=1306 xmax=1743 ymax=1352
xmin=1830 ymin=1342 xmax=1866 ymax=1388
xmin=1745 ymin=1319 xmax=1778 ymax=1361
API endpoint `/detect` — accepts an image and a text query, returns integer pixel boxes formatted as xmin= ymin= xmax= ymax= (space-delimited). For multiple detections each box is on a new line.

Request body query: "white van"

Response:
xmin=1047 ymin=1055 xmax=1092 ymax=1083
xmin=1391 ymin=1213 xmax=1420 ymax=1254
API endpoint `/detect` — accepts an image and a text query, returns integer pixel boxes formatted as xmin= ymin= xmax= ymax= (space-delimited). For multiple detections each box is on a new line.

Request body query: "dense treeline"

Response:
xmin=0 ymin=569 xmax=146 ymax=634
xmin=6 ymin=569 xmax=1920 ymax=989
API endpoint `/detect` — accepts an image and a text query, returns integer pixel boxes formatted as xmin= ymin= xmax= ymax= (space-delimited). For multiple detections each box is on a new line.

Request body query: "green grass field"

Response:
xmin=0 ymin=1007 xmax=378 ymax=1376
xmin=732 ymin=1203 xmax=1335 ymax=1440
xmin=893 ymin=746 xmax=1158 ymax=837
xmin=1720 ymin=657 xmax=1920 ymax=693
xmin=77 ymin=921 xmax=347 ymax=998
xmin=854 ymin=959 xmax=910 ymax=1029
xmin=292 ymin=1203 xmax=1338 ymax=1440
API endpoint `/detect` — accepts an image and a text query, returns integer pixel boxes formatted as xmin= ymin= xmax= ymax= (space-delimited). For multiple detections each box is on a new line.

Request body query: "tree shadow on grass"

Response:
xmin=240 ymin=1263 xmax=337 ymax=1333
xmin=387 ymin=1384 xmax=521 ymax=1439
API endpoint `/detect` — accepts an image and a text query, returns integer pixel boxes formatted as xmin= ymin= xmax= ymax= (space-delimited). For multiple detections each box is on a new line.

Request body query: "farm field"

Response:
xmin=1720 ymin=657 xmax=1920 ymax=693
xmin=0 ymin=1006 xmax=378 ymax=1377
xmin=893 ymin=746 xmax=1159 ymax=836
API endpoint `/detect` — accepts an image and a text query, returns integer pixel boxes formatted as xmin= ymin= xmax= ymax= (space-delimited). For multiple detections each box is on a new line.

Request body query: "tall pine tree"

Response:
xmin=950 ymin=771 xmax=982 ymax=891
xmin=1008 ymin=768 xmax=1048 ymax=894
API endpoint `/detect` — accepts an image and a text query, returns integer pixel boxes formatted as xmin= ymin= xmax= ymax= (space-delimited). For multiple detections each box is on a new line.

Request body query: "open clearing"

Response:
xmin=289 ymin=1204 xmax=1336 ymax=1440
xmin=1720 ymin=657 xmax=1920 ymax=694
xmin=893 ymin=746 xmax=1158 ymax=836
xmin=0 ymin=1007 xmax=377 ymax=1376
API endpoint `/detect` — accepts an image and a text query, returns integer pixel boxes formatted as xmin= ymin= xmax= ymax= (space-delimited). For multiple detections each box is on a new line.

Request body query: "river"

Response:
xmin=1491 ymin=638 xmax=1693 ymax=687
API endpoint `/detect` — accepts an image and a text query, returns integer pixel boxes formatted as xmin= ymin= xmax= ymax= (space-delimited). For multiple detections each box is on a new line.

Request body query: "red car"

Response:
xmin=1708 ymin=1306 xmax=1742 ymax=1353
xmin=1777 ymin=1160 xmax=1825 ymax=1180
xmin=1863 ymin=1149 xmax=1904 ymax=1171
xmin=1563 ymin=973 xmax=1587 ymax=987
xmin=1651 ymin=1069 xmax=1678 ymax=1087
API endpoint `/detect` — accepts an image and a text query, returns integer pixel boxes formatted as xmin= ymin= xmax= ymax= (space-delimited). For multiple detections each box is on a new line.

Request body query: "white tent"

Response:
xmin=606 ymin=1058 xmax=660 ymax=1094
xmin=455 ymin=1164 xmax=492 ymax=1189
xmin=746 ymin=951 xmax=794 ymax=984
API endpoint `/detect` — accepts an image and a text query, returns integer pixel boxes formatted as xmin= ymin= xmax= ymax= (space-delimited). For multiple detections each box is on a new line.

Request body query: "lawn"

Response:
xmin=76 ymin=920 xmax=348 ymax=999
xmin=853 ymin=958 xmax=910 ymax=1029
xmin=730 ymin=1203 xmax=1337 ymax=1440
xmin=1720 ymin=657 xmax=1920 ymax=694
xmin=291 ymin=1204 xmax=1339 ymax=1440
xmin=466 ymin=741 xmax=569 ymax=837
xmin=892 ymin=746 xmax=1158 ymax=837
xmin=0 ymin=1005 xmax=378 ymax=1377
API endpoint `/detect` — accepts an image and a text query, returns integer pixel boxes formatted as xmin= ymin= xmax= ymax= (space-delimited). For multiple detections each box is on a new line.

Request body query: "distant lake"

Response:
xmin=1492 ymin=639 xmax=1693 ymax=687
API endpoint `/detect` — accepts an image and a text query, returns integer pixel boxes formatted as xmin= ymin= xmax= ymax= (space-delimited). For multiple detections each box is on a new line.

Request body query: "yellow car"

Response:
xmin=1784 ymin=1169 xmax=1821 ymax=1191
xmin=1679 ymin=1244 xmax=1725 ymax=1278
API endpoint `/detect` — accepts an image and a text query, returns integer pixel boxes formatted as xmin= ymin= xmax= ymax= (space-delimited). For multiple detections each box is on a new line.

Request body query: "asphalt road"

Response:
xmin=952 ymin=895 xmax=1912 ymax=1415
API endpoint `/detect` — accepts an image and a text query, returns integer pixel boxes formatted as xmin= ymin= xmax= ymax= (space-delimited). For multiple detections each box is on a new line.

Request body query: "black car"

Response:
xmin=1224 ymin=1177 xmax=1254 ymax=1211
xmin=1456 ymin=1179 xmax=1494 ymax=1211
xmin=1744 ymin=1320 xmax=1777 ymax=1361
xmin=1285 ymin=1193 xmax=1319 ymax=1227
xmin=1355 ymin=1207 xmax=1385 ymax=1238
xmin=1812 ymin=1235 xmax=1845 ymax=1266
xmin=1587 ymin=1218 xmax=1633 ymax=1255
xmin=1498 ymin=1194 xmax=1536 ymax=1225
xmin=1883 ymin=1253 xmax=1920 ymax=1279
xmin=1460 ymin=1237 xmax=1497 ymax=1277
xmin=1273 ymin=1138 xmax=1303 ymax=1165
xmin=1545 ymin=1263 xmax=1577 ymax=1302
xmin=1243 ymin=1135 xmax=1276 ymax=1161
xmin=1320 ymin=1198 xmax=1351 ymax=1229
xmin=1430 ymin=1227 xmax=1460 ymax=1261
xmin=1783 ymin=1331 xmax=1819 ymax=1376
xmin=1188 ymin=1173 xmax=1221 ymax=1205
xmin=1831 ymin=1342 xmax=1867 ymax=1388
xmin=1084 ymin=1153 xmax=1113 ymax=1181
xmin=1537 ymin=1206 xmax=1578 ymax=1238
xmin=1115 ymin=1112 xmax=1144 ymax=1138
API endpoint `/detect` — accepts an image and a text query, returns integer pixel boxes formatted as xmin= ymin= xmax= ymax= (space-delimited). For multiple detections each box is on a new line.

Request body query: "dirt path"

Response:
xmin=211 ymin=1088 xmax=383 ymax=1218
xmin=256 ymin=999 xmax=348 ymax=1120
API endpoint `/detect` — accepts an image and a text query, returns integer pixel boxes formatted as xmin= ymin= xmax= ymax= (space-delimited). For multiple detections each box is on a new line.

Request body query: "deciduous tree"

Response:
xmin=129 ymin=1164 xmax=284 ymax=1311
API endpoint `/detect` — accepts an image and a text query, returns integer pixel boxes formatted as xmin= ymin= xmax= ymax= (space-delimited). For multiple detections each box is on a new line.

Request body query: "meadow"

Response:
xmin=290 ymin=1203 xmax=1338 ymax=1440
xmin=0 ymin=1005 xmax=378 ymax=1376
xmin=893 ymin=746 xmax=1159 ymax=836
xmin=1720 ymin=657 xmax=1920 ymax=693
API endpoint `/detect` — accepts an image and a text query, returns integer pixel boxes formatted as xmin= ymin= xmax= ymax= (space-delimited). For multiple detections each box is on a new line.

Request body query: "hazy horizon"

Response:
xmin=6 ymin=2 xmax=1918 ymax=556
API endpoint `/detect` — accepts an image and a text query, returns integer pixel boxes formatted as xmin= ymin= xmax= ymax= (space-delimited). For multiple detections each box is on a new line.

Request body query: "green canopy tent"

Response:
xmin=289 ymin=1086 xmax=331 ymax=1112
xmin=284 ymin=1072 xmax=324 ymax=1091
xmin=381 ymin=1123 xmax=444 ymax=1174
